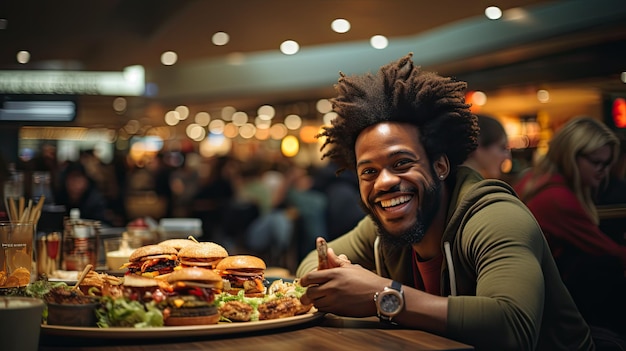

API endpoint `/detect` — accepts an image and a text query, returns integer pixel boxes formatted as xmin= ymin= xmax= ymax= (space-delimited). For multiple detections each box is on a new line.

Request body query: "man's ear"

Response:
xmin=433 ymin=155 xmax=450 ymax=181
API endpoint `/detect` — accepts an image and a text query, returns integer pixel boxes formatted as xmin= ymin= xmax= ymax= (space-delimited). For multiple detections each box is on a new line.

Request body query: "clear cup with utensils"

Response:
xmin=0 ymin=221 xmax=35 ymax=288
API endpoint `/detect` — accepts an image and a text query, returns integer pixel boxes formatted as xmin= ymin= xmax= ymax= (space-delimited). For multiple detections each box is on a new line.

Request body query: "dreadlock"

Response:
xmin=319 ymin=53 xmax=478 ymax=177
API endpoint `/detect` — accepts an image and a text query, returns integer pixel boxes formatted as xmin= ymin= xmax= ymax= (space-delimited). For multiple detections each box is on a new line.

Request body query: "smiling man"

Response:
xmin=296 ymin=54 xmax=593 ymax=350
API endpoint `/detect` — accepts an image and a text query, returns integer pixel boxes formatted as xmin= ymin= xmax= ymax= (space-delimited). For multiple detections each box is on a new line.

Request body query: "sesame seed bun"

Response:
xmin=158 ymin=239 xmax=198 ymax=251
xmin=216 ymin=255 xmax=266 ymax=271
xmin=129 ymin=244 xmax=177 ymax=262
xmin=178 ymin=242 xmax=228 ymax=259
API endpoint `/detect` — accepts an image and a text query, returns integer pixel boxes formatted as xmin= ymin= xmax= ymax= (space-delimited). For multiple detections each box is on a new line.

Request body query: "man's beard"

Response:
xmin=360 ymin=178 xmax=441 ymax=247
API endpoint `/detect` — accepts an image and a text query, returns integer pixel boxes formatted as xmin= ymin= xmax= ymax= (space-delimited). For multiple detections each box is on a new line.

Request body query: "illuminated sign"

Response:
xmin=613 ymin=97 xmax=626 ymax=128
xmin=0 ymin=65 xmax=145 ymax=96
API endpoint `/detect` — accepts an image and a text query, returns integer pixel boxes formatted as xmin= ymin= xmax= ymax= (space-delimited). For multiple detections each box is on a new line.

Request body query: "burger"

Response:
xmin=121 ymin=274 xmax=166 ymax=303
xmin=121 ymin=244 xmax=179 ymax=278
xmin=158 ymin=238 xmax=198 ymax=252
xmin=160 ymin=268 xmax=223 ymax=326
xmin=178 ymin=242 xmax=228 ymax=270
xmin=215 ymin=255 xmax=266 ymax=298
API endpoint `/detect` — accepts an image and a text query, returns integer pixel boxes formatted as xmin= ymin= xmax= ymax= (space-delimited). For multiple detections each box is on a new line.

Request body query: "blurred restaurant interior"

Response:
xmin=1 ymin=0 xmax=625 ymax=268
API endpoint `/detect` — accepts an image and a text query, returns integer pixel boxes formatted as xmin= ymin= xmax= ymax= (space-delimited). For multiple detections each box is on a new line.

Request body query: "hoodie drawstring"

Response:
xmin=444 ymin=241 xmax=457 ymax=296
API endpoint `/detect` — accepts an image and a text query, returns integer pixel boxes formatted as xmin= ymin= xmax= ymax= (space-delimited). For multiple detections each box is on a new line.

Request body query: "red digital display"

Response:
xmin=613 ymin=97 xmax=626 ymax=128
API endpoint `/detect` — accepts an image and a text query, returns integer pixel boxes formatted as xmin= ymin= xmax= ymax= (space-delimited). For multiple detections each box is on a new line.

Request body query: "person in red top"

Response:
xmin=515 ymin=117 xmax=626 ymax=338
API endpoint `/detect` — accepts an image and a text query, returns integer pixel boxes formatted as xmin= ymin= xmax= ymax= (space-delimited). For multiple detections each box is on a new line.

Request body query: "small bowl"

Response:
xmin=46 ymin=302 xmax=99 ymax=327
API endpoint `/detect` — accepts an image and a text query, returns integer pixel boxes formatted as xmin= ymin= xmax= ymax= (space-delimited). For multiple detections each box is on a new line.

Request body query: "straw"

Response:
xmin=18 ymin=197 xmax=24 ymax=220
xmin=29 ymin=195 xmax=45 ymax=224
xmin=8 ymin=198 xmax=18 ymax=222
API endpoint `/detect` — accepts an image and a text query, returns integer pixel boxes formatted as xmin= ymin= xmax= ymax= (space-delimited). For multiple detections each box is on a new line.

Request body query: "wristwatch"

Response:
xmin=374 ymin=280 xmax=404 ymax=323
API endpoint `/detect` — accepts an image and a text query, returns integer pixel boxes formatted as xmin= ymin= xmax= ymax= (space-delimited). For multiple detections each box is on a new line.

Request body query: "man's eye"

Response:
xmin=394 ymin=159 xmax=413 ymax=168
xmin=361 ymin=168 xmax=377 ymax=175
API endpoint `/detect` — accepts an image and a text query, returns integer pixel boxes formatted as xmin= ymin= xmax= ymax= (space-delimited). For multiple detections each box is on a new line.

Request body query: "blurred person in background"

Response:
xmin=285 ymin=165 xmax=327 ymax=262
xmin=55 ymin=161 xmax=110 ymax=225
xmin=596 ymin=134 xmax=626 ymax=244
xmin=232 ymin=160 xmax=294 ymax=267
xmin=191 ymin=155 xmax=235 ymax=243
xmin=297 ymin=54 xmax=593 ymax=350
xmin=515 ymin=117 xmax=626 ymax=338
xmin=461 ymin=115 xmax=510 ymax=179
xmin=312 ymin=163 xmax=365 ymax=240
xmin=170 ymin=152 xmax=201 ymax=218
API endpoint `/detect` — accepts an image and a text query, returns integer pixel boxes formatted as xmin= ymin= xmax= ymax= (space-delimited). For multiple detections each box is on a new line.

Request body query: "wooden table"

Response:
xmin=39 ymin=314 xmax=473 ymax=351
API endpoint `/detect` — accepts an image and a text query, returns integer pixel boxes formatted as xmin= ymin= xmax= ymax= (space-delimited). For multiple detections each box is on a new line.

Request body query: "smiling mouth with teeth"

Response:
xmin=380 ymin=195 xmax=412 ymax=208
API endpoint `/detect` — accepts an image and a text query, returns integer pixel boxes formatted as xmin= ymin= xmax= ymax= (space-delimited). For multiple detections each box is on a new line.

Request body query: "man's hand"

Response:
xmin=299 ymin=263 xmax=385 ymax=318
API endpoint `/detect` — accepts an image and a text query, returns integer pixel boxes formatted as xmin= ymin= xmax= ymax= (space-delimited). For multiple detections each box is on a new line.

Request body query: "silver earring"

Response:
xmin=439 ymin=175 xmax=445 ymax=180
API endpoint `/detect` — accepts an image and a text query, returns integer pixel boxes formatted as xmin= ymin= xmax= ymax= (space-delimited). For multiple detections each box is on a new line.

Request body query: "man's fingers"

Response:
xmin=316 ymin=237 xmax=329 ymax=270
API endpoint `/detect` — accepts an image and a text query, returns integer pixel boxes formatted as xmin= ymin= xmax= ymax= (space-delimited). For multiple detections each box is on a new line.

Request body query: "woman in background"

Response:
xmin=55 ymin=161 xmax=110 ymax=225
xmin=462 ymin=115 xmax=510 ymax=179
xmin=514 ymin=117 xmax=626 ymax=337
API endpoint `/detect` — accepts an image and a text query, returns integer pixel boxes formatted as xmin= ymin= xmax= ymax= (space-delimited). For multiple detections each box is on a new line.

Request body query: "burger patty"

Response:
xmin=222 ymin=275 xmax=265 ymax=293
xmin=127 ymin=260 xmax=177 ymax=274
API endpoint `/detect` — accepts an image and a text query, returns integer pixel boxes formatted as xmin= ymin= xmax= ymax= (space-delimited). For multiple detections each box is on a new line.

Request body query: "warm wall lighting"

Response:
xmin=299 ymin=126 xmax=320 ymax=143
xmin=281 ymin=135 xmax=299 ymax=157
xmin=537 ymin=90 xmax=550 ymax=103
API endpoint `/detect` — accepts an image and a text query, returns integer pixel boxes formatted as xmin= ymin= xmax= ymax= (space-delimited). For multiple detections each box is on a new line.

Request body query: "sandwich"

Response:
xmin=160 ymin=267 xmax=223 ymax=326
xmin=121 ymin=244 xmax=179 ymax=278
xmin=121 ymin=273 xmax=166 ymax=303
xmin=178 ymin=242 xmax=228 ymax=270
xmin=215 ymin=255 xmax=266 ymax=298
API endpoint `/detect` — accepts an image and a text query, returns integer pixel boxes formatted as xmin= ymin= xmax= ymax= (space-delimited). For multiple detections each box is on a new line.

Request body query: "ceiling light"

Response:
xmin=212 ymin=32 xmax=230 ymax=46
xmin=16 ymin=51 xmax=30 ymax=64
xmin=316 ymin=99 xmax=332 ymax=113
xmin=195 ymin=112 xmax=211 ymax=126
xmin=257 ymin=104 xmax=275 ymax=118
xmin=280 ymin=40 xmax=299 ymax=55
xmin=537 ymin=89 xmax=550 ymax=103
xmin=164 ymin=111 xmax=180 ymax=126
xmin=485 ymin=6 xmax=502 ymax=20
xmin=175 ymin=105 xmax=189 ymax=120
xmin=161 ymin=51 xmax=178 ymax=65
xmin=284 ymin=114 xmax=302 ymax=130
xmin=370 ymin=35 xmax=388 ymax=49
xmin=331 ymin=19 xmax=350 ymax=33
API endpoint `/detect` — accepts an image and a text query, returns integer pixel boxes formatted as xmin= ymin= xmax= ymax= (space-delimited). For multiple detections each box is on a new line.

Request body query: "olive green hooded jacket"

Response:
xmin=296 ymin=166 xmax=593 ymax=351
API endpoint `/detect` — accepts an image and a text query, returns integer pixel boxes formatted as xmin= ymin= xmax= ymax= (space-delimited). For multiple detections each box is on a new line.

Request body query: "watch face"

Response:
xmin=380 ymin=293 xmax=400 ymax=313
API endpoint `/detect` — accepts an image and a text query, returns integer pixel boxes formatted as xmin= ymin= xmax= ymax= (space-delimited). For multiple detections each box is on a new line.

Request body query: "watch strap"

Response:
xmin=390 ymin=280 xmax=402 ymax=293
